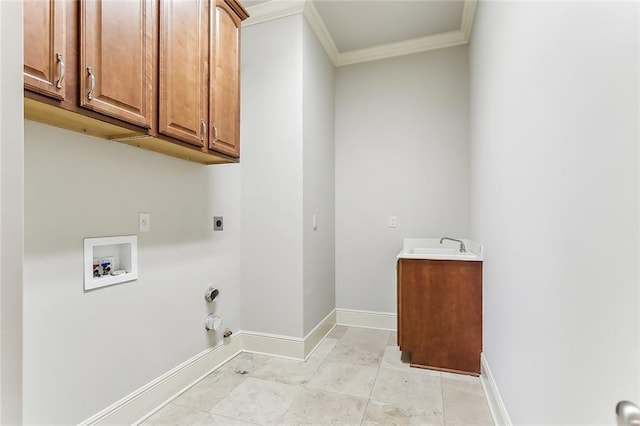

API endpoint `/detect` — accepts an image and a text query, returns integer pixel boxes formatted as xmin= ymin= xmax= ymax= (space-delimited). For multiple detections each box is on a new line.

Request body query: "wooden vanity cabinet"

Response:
xmin=397 ymin=258 xmax=483 ymax=376
xmin=23 ymin=0 xmax=67 ymax=101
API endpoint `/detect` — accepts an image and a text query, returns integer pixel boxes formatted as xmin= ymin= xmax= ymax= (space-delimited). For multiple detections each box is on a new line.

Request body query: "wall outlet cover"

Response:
xmin=214 ymin=216 xmax=223 ymax=231
xmin=139 ymin=212 xmax=151 ymax=232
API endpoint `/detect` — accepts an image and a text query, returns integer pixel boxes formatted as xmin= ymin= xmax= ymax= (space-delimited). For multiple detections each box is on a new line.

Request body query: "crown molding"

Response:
xmin=461 ymin=0 xmax=478 ymax=41
xmin=243 ymin=0 xmax=305 ymax=27
xmin=303 ymin=1 xmax=340 ymax=64
xmin=244 ymin=0 xmax=477 ymax=67
xmin=335 ymin=30 xmax=467 ymax=66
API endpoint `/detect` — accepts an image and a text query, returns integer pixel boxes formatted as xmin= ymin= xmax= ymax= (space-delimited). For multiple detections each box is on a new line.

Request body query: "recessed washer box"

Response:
xmin=83 ymin=235 xmax=138 ymax=291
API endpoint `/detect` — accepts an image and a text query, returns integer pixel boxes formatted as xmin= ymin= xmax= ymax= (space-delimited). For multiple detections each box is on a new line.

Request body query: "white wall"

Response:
xmin=240 ymin=15 xmax=305 ymax=337
xmin=23 ymin=122 xmax=242 ymax=424
xmin=302 ymin=19 xmax=335 ymax=335
xmin=469 ymin=2 xmax=639 ymax=424
xmin=335 ymin=46 xmax=470 ymax=313
xmin=241 ymin=14 xmax=335 ymax=338
xmin=0 ymin=1 xmax=23 ymax=423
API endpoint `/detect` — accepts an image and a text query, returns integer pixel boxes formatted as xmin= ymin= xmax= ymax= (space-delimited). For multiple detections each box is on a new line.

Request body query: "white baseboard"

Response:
xmin=241 ymin=330 xmax=305 ymax=359
xmin=241 ymin=309 xmax=337 ymax=360
xmin=480 ymin=353 xmax=512 ymax=426
xmin=303 ymin=310 xmax=336 ymax=359
xmin=82 ymin=310 xmax=337 ymax=425
xmin=336 ymin=308 xmax=396 ymax=331
xmin=81 ymin=333 xmax=244 ymax=426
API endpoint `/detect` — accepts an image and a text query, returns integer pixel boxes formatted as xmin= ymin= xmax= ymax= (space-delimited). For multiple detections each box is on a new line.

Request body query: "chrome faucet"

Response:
xmin=439 ymin=237 xmax=467 ymax=253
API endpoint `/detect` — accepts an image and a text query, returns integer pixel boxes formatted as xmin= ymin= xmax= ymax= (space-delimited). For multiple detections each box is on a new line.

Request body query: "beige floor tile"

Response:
xmin=440 ymin=371 xmax=483 ymax=388
xmin=327 ymin=325 xmax=349 ymax=339
xmin=309 ymin=337 xmax=338 ymax=360
xmin=220 ymin=352 xmax=270 ymax=376
xmin=387 ymin=332 xmax=398 ymax=346
xmin=340 ymin=327 xmax=390 ymax=347
xmin=142 ymin=403 xmax=215 ymax=425
xmin=252 ymin=356 xmax=323 ymax=385
xmin=371 ymin=367 xmax=443 ymax=410
xmin=442 ymin=377 xmax=493 ymax=425
xmin=209 ymin=414 xmax=259 ymax=425
xmin=380 ymin=346 xmax=414 ymax=372
xmin=445 ymin=421 xmax=493 ymax=426
xmin=139 ymin=327 xmax=494 ymax=426
xmin=326 ymin=328 xmax=389 ymax=367
xmin=210 ymin=377 xmax=302 ymax=425
xmin=326 ymin=340 xmax=386 ymax=367
xmin=307 ymin=360 xmax=378 ymax=399
xmin=171 ymin=369 xmax=247 ymax=412
xmin=362 ymin=400 xmax=444 ymax=425
xmin=281 ymin=388 xmax=367 ymax=425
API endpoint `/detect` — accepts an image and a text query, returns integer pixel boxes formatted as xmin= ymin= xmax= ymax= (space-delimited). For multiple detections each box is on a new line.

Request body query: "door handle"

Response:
xmin=200 ymin=119 xmax=206 ymax=142
xmin=87 ymin=67 xmax=95 ymax=100
xmin=55 ymin=53 xmax=65 ymax=89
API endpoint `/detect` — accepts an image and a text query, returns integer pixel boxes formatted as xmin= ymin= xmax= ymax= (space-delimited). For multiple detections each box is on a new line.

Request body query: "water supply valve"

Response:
xmin=205 ymin=314 xmax=223 ymax=331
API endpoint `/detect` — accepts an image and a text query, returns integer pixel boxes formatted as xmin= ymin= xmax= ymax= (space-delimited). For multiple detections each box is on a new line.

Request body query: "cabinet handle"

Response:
xmin=87 ymin=66 xmax=95 ymax=100
xmin=212 ymin=123 xmax=218 ymax=144
xmin=55 ymin=53 xmax=65 ymax=89
xmin=200 ymin=119 xmax=206 ymax=142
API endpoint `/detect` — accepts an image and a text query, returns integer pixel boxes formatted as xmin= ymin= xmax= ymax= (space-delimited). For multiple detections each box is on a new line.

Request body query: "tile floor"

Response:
xmin=142 ymin=326 xmax=494 ymax=425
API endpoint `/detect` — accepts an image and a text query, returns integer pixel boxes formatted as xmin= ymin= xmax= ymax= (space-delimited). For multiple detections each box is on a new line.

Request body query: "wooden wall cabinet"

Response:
xmin=209 ymin=0 xmax=246 ymax=157
xmin=23 ymin=0 xmax=248 ymax=165
xmin=159 ymin=0 xmax=209 ymax=147
xmin=24 ymin=0 xmax=67 ymax=101
xmin=397 ymin=259 xmax=483 ymax=376
xmin=159 ymin=0 xmax=247 ymax=157
xmin=80 ymin=0 xmax=156 ymax=128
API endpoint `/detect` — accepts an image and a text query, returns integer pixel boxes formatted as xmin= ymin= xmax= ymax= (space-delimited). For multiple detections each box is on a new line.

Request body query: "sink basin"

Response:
xmin=397 ymin=238 xmax=483 ymax=261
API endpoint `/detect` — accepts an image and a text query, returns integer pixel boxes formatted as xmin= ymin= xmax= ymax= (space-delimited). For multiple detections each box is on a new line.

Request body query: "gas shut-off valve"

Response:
xmin=205 ymin=287 xmax=219 ymax=302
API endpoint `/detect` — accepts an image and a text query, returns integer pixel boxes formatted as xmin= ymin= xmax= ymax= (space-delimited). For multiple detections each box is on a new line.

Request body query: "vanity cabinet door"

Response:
xmin=80 ymin=0 xmax=156 ymax=128
xmin=398 ymin=259 xmax=482 ymax=375
xmin=24 ymin=0 xmax=67 ymax=100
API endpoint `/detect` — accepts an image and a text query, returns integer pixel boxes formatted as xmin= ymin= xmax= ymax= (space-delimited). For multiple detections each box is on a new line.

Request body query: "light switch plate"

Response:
xmin=389 ymin=216 xmax=397 ymax=228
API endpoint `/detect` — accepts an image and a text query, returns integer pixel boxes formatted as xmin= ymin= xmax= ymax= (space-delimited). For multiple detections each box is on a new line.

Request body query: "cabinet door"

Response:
xmin=159 ymin=0 xmax=209 ymax=148
xmin=80 ymin=0 xmax=155 ymax=128
xmin=24 ymin=0 xmax=66 ymax=100
xmin=399 ymin=259 xmax=482 ymax=375
xmin=209 ymin=0 xmax=247 ymax=157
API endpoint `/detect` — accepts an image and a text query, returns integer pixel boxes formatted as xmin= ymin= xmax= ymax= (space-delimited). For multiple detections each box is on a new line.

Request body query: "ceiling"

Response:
xmin=240 ymin=0 xmax=477 ymax=66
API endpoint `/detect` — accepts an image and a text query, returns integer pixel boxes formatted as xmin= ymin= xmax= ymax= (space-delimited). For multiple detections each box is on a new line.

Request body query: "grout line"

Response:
xmin=361 ymin=329 xmax=391 ymax=424
xmin=441 ymin=372 xmax=447 ymax=426
xmin=359 ymin=398 xmax=372 ymax=425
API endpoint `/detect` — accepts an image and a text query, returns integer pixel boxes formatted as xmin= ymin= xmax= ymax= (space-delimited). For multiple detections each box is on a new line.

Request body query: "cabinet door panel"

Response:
xmin=80 ymin=0 xmax=155 ymax=128
xmin=399 ymin=259 xmax=482 ymax=375
xmin=24 ymin=0 xmax=66 ymax=100
xmin=209 ymin=0 xmax=242 ymax=157
xmin=159 ymin=0 xmax=209 ymax=148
